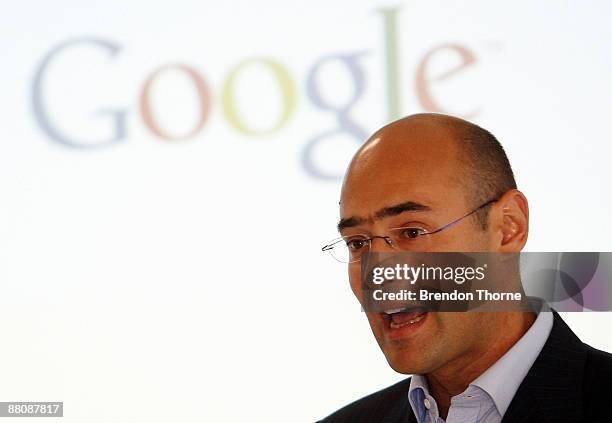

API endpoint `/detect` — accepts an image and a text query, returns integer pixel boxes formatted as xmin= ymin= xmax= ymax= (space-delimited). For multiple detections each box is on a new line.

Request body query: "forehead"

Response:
xmin=340 ymin=123 xmax=466 ymax=218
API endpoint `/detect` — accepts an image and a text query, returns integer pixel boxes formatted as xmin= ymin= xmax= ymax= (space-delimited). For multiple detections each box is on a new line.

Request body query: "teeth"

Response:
xmin=409 ymin=314 xmax=425 ymax=324
xmin=389 ymin=313 xmax=425 ymax=329
xmin=384 ymin=308 xmax=405 ymax=314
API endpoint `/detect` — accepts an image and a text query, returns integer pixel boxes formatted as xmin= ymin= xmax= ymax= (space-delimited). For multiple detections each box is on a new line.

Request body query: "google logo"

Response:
xmin=31 ymin=6 xmax=478 ymax=179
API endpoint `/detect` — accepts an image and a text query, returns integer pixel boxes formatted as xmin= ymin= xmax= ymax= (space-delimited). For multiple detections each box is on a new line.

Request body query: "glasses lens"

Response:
xmin=325 ymin=238 xmax=350 ymax=263
xmin=323 ymin=237 xmax=369 ymax=263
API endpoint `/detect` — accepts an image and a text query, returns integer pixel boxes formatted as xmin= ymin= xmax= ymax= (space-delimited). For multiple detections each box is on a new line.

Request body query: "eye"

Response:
xmin=345 ymin=238 xmax=368 ymax=251
xmin=399 ymin=227 xmax=426 ymax=239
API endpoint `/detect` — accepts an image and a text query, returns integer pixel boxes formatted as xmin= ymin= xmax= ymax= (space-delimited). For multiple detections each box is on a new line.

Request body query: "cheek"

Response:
xmin=348 ymin=264 xmax=362 ymax=300
xmin=436 ymin=312 xmax=479 ymax=344
xmin=438 ymin=226 xmax=492 ymax=252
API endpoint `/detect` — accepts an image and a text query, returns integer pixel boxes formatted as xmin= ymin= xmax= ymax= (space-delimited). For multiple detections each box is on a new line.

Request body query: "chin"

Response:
xmin=381 ymin=345 xmax=431 ymax=375
xmin=386 ymin=358 xmax=427 ymax=375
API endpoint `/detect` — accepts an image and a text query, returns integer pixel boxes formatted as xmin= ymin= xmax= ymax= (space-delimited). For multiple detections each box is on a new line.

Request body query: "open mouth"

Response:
xmin=381 ymin=306 xmax=429 ymax=329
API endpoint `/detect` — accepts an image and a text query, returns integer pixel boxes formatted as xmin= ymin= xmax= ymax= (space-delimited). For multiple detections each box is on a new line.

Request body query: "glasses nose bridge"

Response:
xmin=369 ymin=235 xmax=397 ymax=250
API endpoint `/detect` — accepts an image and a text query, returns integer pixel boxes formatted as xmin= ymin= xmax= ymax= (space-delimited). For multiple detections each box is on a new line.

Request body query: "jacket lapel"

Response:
xmin=501 ymin=311 xmax=586 ymax=423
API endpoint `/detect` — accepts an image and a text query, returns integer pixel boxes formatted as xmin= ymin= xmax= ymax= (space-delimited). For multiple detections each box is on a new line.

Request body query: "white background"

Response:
xmin=1 ymin=1 xmax=611 ymax=422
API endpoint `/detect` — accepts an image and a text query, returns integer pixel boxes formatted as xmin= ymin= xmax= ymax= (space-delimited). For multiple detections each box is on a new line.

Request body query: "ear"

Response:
xmin=491 ymin=189 xmax=529 ymax=252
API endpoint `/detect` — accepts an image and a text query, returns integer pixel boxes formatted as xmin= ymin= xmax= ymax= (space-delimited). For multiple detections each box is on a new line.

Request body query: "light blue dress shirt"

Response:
xmin=407 ymin=309 xmax=554 ymax=423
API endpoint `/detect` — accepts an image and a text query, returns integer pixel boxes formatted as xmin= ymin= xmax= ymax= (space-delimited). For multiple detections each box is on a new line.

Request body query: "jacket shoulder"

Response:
xmin=317 ymin=378 xmax=411 ymax=423
xmin=583 ymin=342 xmax=612 ymax=387
xmin=582 ymin=342 xmax=612 ymax=420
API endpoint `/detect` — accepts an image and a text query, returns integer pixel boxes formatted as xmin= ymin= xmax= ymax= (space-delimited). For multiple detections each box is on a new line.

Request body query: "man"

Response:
xmin=317 ymin=114 xmax=612 ymax=423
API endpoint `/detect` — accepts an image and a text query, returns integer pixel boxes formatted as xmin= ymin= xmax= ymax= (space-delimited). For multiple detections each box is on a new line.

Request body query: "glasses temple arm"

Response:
xmin=426 ymin=199 xmax=498 ymax=235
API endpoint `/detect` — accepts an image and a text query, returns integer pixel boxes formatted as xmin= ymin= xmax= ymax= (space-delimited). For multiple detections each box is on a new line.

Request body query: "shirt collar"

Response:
xmin=470 ymin=308 xmax=553 ymax=416
xmin=407 ymin=374 xmax=430 ymax=422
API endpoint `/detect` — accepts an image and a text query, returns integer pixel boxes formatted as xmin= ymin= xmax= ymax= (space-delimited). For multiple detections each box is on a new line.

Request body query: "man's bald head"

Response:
xmin=344 ymin=113 xmax=516 ymax=229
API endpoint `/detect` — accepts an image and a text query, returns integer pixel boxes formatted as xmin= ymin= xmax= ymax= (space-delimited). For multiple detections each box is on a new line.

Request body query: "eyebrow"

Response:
xmin=337 ymin=201 xmax=431 ymax=232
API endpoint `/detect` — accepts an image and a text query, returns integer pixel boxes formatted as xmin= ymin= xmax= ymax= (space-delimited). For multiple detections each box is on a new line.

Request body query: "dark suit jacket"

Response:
xmin=317 ymin=312 xmax=612 ymax=422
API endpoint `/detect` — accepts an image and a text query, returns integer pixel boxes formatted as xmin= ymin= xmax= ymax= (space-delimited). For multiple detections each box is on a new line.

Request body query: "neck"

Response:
xmin=426 ymin=311 xmax=536 ymax=419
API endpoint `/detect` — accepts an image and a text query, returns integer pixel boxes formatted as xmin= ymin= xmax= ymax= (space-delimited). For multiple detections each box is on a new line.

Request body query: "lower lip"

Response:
xmin=381 ymin=312 xmax=429 ymax=341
